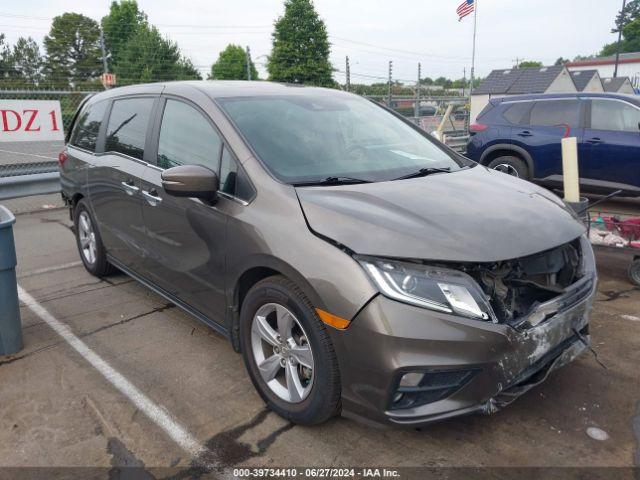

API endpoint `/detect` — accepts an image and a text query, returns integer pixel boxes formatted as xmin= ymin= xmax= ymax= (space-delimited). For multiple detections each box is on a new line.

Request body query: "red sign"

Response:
xmin=0 ymin=100 xmax=64 ymax=142
xmin=101 ymin=73 xmax=117 ymax=87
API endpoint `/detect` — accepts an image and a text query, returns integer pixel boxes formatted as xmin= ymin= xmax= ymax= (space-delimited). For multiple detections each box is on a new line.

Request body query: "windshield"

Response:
xmin=218 ymin=93 xmax=470 ymax=184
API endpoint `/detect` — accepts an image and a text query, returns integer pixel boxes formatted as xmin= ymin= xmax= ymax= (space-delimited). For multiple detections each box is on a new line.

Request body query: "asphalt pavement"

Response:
xmin=0 ymin=201 xmax=638 ymax=477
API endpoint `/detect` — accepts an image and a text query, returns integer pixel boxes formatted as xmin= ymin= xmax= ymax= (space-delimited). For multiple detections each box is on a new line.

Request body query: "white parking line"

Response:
xmin=16 ymin=285 xmax=211 ymax=465
xmin=0 ymin=148 xmax=57 ymax=160
xmin=18 ymin=261 xmax=83 ymax=278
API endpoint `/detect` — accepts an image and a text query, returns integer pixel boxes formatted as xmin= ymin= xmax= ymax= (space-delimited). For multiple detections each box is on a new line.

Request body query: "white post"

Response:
xmin=561 ymin=137 xmax=580 ymax=202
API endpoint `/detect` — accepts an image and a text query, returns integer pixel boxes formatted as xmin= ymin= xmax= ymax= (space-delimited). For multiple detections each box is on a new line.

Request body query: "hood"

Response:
xmin=296 ymin=165 xmax=585 ymax=263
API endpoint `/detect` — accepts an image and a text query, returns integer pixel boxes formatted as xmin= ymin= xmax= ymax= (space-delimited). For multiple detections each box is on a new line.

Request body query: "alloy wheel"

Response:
xmin=493 ymin=163 xmax=520 ymax=177
xmin=250 ymin=303 xmax=314 ymax=403
xmin=78 ymin=211 xmax=97 ymax=265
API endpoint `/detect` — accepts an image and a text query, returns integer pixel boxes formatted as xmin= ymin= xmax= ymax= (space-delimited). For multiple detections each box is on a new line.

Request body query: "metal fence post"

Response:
xmin=0 ymin=205 xmax=22 ymax=356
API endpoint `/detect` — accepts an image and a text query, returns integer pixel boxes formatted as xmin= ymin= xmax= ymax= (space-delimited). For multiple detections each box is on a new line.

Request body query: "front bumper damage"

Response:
xmin=330 ymin=239 xmax=597 ymax=427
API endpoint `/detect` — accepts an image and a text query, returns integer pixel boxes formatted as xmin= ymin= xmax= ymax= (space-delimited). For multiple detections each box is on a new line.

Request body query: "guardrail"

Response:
xmin=443 ymin=133 xmax=470 ymax=154
xmin=0 ymin=161 xmax=61 ymax=201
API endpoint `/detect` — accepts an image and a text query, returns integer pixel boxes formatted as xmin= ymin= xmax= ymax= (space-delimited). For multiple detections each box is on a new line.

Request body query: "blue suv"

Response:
xmin=466 ymin=93 xmax=640 ymax=196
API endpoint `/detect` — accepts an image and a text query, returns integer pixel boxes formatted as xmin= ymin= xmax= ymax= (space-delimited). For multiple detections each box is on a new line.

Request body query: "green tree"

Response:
xmin=209 ymin=44 xmax=258 ymax=80
xmin=612 ymin=0 xmax=640 ymax=33
xmin=101 ymin=0 xmax=147 ymax=69
xmin=116 ymin=23 xmax=201 ymax=84
xmin=267 ymin=0 xmax=332 ymax=86
xmin=554 ymin=57 xmax=568 ymax=66
xmin=601 ymin=0 xmax=640 ymax=55
xmin=44 ymin=13 xmax=102 ymax=87
xmin=12 ymin=37 xmax=43 ymax=86
xmin=515 ymin=60 xmax=543 ymax=68
xmin=0 ymin=34 xmax=15 ymax=85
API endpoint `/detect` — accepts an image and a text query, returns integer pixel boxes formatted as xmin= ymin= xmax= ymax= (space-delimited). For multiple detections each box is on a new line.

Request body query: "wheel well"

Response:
xmin=231 ymin=266 xmax=281 ymax=352
xmin=481 ymin=149 xmax=523 ymax=166
xmin=69 ymin=193 xmax=84 ymax=220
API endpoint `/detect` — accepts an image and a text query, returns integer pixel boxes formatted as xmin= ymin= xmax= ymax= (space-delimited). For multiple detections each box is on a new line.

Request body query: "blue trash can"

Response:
xmin=0 ymin=204 xmax=22 ymax=356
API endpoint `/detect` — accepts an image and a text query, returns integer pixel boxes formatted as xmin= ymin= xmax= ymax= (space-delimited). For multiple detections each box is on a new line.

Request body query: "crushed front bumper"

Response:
xmin=329 ymin=271 xmax=597 ymax=427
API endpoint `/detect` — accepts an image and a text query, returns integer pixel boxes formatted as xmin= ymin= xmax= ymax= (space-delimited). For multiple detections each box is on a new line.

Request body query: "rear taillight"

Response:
xmin=469 ymin=123 xmax=489 ymax=133
xmin=58 ymin=150 xmax=68 ymax=166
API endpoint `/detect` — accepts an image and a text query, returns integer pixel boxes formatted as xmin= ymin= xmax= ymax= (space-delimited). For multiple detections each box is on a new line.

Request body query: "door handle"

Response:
xmin=587 ymin=137 xmax=603 ymax=144
xmin=142 ymin=189 xmax=163 ymax=206
xmin=517 ymin=131 xmax=533 ymax=137
xmin=121 ymin=180 xmax=139 ymax=196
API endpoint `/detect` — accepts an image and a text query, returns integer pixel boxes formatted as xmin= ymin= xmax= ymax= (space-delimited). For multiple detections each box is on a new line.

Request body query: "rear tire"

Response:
xmin=629 ymin=259 xmax=640 ymax=287
xmin=239 ymin=275 xmax=341 ymax=425
xmin=73 ymin=199 xmax=116 ymax=277
xmin=487 ymin=155 xmax=529 ymax=179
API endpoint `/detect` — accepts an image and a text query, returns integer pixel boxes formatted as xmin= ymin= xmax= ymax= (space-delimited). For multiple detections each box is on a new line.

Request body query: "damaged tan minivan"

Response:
xmin=61 ymin=81 xmax=597 ymax=427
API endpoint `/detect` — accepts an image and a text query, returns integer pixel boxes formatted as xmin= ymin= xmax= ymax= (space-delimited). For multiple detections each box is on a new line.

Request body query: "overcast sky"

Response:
xmin=1 ymin=0 xmax=621 ymax=84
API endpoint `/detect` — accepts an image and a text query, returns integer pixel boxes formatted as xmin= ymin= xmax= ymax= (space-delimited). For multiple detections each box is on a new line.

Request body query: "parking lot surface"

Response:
xmin=1 ymin=203 xmax=639 ymax=475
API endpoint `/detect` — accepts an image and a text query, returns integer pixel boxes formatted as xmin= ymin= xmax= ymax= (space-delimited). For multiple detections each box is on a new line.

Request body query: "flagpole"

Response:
xmin=470 ymin=0 xmax=478 ymax=94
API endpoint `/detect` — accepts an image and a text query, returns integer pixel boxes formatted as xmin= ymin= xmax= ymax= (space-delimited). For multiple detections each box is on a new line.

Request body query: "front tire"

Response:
xmin=73 ymin=199 xmax=116 ymax=277
xmin=487 ymin=155 xmax=529 ymax=179
xmin=239 ymin=276 xmax=341 ymax=425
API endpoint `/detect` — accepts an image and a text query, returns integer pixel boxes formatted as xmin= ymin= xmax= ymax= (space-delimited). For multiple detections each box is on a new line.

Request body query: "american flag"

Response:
xmin=456 ymin=0 xmax=475 ymax=21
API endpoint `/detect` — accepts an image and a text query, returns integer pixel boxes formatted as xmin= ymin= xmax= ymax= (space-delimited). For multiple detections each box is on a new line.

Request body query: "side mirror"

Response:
xmin=161 ymin=164 xmax=219 ymax=201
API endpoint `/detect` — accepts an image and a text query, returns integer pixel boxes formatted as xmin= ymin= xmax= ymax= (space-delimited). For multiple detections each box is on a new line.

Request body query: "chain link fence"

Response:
xmin=0 ymin=89 xmax=96 ymax=202
xmin=0 ymin=87 xmax=470 ymax=201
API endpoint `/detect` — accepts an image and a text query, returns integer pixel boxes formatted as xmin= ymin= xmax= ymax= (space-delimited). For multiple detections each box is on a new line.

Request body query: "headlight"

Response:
xmin=358 ymin=257 xmax=494 ymax=321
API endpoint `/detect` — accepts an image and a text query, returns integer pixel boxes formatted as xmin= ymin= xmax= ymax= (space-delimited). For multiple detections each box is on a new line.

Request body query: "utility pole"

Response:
xmin=345 ymin=56 xmax=351 ymax=92
xmin=388 ymin=60 xmax=393 ymax=107
xmin=99 ymin=27 xmax=109 ymax=89
xmin=513 ymin=57 xmax=521 ymax=69
xmin=414 ymin=62 xmax=421 ymax=118
xmin=246 ymin=46 xmax=252 ymax=81
xmin=614 ymin=0 xmax=627 ymax=78
xmin=463 ymin=67 xmax=467 ymax=97
xmin=469 ymin=0 xmax=478 ymax=94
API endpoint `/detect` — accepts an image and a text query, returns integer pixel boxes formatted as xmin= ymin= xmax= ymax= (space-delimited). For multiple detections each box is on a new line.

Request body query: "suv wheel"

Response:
xmin=74 ymin=199 xmax=116 ymax=277
xmin=487 ymin=155 xmax=529 ymax=179
xmin=239 ymin=276 xmax=341 ymax=425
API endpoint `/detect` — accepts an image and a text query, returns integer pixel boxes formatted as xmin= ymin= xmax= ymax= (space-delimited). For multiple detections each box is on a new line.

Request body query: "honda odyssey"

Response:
xmin=60 ymin=81 xmax=596 ymax=427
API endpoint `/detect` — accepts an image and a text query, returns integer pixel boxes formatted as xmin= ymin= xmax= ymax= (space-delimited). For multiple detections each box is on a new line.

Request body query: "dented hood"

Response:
xmin=296 ymin=165 xmax=586 ymax=263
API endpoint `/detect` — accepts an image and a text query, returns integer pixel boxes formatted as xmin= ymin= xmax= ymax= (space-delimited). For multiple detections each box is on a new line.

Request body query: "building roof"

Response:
xmin=569 ymin=70 xmax=599 ymax=91
xmin=601 ymin=76 xmax=632 ymax=92
xmin=567 ymin=52 xmax=640 ymax=67
xmin=472 ymin=69 xmax=522 ymax=95
xmin=473 ymin=66 xmax=565 ymax=95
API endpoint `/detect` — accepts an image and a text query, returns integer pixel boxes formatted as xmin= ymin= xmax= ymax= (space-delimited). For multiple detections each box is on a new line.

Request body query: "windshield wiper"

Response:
xmin=292 ymin=176 xmax=373 ymax=187
xmin=391 ymin=167 xmax=451 ymax=181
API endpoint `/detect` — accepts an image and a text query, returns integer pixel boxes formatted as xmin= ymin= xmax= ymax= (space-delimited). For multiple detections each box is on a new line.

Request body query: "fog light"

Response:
xmin=393 ymin=392 xmax=404 ymax=403
xmin=399 ymin=372 xmax=424 ymax=388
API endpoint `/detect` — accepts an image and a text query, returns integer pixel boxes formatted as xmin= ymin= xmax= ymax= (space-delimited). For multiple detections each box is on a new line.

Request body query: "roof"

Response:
xmin=473 ymin=69 xmax=522 ymax=95
xmin=567 ymin=52 xmax=640 ymax=67
xmin=473 ymin=66 xmax=566 ymax=95
xmin=88 ymin=80 xmax=344 ymax=103
xmin=601 ymin=77 xmax=632 ymax=92
xmin=569 ymin=70 xmax=599 ymax=91
xmin=489 ymin=92 xmax=640 ymax=107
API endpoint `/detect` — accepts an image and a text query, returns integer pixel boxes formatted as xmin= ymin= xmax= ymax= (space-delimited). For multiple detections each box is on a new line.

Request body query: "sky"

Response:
xmin=0 ymin=0 xmax=622 ymax=84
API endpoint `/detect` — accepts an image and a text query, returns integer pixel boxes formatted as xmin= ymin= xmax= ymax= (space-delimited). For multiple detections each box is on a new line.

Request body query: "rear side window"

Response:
xmin=476 ymin=102 xmax=494 ymax=119
xmin=502 ymin=102 xmax=531 ymax=125
xmin=70 ymin=101 xmax=108 ymax=152
xmin=105 ymin=97 xmax=155 ymax=160
xmin=591 ymin=100 xmax=640 ymax=132
xmin=157 ymin=99 xmax=222 ymax=170
xmin=219 ymin=145 xmax=254 ymax=201
xmin=529 ymin=100 xmax=580 ymax=128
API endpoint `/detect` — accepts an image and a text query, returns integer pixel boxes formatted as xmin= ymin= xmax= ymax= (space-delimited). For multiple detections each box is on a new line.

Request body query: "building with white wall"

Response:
xmin=569 ymin=70 xmax=604 ymax=92
xmin=471 ymin=66 xmax=577 ymax=123
xmin=567 ymin=52 xmax=640 ymax=88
